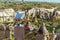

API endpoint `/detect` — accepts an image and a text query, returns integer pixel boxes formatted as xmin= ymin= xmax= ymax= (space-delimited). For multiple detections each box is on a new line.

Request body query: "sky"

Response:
xmin=17 ymin=0 xmax=60 ymax=3
xmin=1 ymin=0 xmax=60 ymax=3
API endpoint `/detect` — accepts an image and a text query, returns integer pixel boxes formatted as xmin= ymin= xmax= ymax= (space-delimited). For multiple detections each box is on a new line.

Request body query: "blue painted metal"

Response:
xmin=14 ymin=12 xmax=25 ymax=19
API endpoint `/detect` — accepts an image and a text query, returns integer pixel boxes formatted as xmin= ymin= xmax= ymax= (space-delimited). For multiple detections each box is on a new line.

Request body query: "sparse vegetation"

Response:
xmin=0 ymin=1 xmax=60 ymax=40
xmin=0 ymin=2 xmax=60 ymax=11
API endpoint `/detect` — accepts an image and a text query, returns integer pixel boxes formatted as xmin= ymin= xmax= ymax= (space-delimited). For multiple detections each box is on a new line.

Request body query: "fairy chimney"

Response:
xmin=44 ymin=12 xmax=49 ymax=19
xmin=25 ymin=16 xmax=30 ymax=22
xmin=51 ymin=8 xmax=58 ymax=21
xmin=49 ymin=7 xmax=57 ymax=21
xmin=0 ymin=26 xmax=5 ymax=40
xmin=52 ymin=7 xmax=57 ymax=16
xmin=24 ymin=21 xmax=30 ymax=34
xmin=14 ymin=24 xmax=24 ymax=40
xmin=55 ymin=33 xmax=60 ymax=40
xmin=5 ymin=27 xmax=10 ymax=40
xmin=34 ymin=16 xmax=38 ymax=24
xmin=50 ymin=28 xmax=56 ymax=40
xmin=27 ymin=16 xmax=30 ymax=21
xmin=36 ymin=22 xmax=49 ymax=40
xmin=14 ymin=12 xmax=25 ymax=40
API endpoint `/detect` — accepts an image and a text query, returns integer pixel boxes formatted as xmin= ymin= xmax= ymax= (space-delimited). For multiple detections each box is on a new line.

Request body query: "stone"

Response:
xmin=36 ymin=22 xmax=49 ymax=40
xmin=36 ymin=33 xmax=44 ymax=40
xmin=55 ymin=33 xmax=60 ymax=40
xmin=14 ymin=24 xmax=24 ymax=40
xmin=24 ymin=22 xmax=30 ymax=34
xmin=5 ymin=27 xmax=10 ymax=39
xmin=0 ymin=27 xmax=5 ymax=40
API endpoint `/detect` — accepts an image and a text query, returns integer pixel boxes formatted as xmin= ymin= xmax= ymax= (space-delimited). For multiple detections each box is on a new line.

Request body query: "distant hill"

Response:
xmin=0 ymin=1 xmax=60 ymax=11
